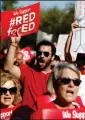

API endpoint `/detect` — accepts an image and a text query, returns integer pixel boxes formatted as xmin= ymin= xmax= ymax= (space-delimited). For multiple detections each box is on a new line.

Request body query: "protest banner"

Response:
xmin=1 ymin=2 xmax=40 ymax=40
xmin=20 ymin=46 xmax=33 ymax=63
xmin=31 ymin=108 xmax=85 ymax=119
xmin=70 ymin=1 xmax=85 ymax=60
xmin=56 ymin=34 xmax=68 ymax=60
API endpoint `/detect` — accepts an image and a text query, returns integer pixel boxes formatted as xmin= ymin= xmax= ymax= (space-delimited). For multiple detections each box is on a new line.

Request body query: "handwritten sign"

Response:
xmin=31 ymin=108 xmax=85 ymax=119
xmin=75 ymin=1 xmax=85 ymax=19
xmin=70 ymin=27 xmax=85 ymax=60
xmin=1 ymin=2 xmax=40 ymax=40
xmin=70 ymin=1 xmax=85 ymax=59
xmin=75 ymin=1 xmax=85 ymax=27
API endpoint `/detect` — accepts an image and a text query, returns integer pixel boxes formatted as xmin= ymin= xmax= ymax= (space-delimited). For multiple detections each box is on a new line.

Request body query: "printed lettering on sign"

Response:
xmin=32 ymin=108 xmax=85 ymax=119
xmin=0 ymin=110 xmax=12 ymax=119
xmin=20 ymin=50 xmax=30 ymax=61
xmin=1 ymin=2 xmax=40 ymax=40
xmin=20 ymin=47 xmax=33 ymax=62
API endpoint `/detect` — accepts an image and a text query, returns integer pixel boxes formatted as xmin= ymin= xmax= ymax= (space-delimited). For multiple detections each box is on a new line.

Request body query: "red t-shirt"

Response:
xmin=80 ymin=70 xmax=85 ymax=75
xmin=0 ymin=104 xmax=20 ymax=120
xmin=19 ymin=64 xmax=50 ymax=110
xmin=40 ymin=101 xmax=82 ymax=109
xmin=31 ymin=98 xmax=85 ymax=119
xmin=31 ymin=104 xmax=85 ymax=119
xmin=35 ymin=95 xmax=84 ymax=110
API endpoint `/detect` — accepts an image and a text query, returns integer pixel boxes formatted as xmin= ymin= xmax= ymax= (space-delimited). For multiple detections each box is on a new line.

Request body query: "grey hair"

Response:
xmin=47 ymin=62 xmax=80 ymax=94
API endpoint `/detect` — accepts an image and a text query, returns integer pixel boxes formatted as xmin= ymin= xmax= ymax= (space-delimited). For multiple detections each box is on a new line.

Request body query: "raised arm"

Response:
xmin=64 ymin=21 xmax=79 ymax=62
xmin=4 ymin=32 xmax=21 ymax=79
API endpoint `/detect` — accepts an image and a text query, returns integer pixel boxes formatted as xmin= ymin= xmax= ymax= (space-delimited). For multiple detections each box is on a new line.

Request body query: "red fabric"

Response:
xmin=35 ymin=95 xmax=84 ymax=110
xmin=37 ymin=101 xmax=56 ymax=109
xmin=0 ymin=104 xmax=21 ymax=120
xmin=80 ymin=70 xmax=85 ymax=75
xmin=31 ymin=108 xmax=85 ymax=119
xmin=74 ymin=96 xmax=84 ymax=107
xmin=1 ymin=2 xmax=40 ymax=40
xmin=19 ymin=64 xmax=50 ymax=110
xmin=36 ymin=94 xmax=56 ymax=109
xmin=31 ymin=97 xmax=85 ymax=119
xmin=41 ymin=100 xmax=83 ymax=109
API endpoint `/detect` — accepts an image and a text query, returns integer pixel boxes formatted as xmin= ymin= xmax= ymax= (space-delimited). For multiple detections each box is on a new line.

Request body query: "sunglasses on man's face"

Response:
xmin=57 ymin=78 xmax=81 ymax=86
xmin=36 ymin=51 xmax=50 ymax=57
xmin=0 ymin=87 xmax=17 ymax=95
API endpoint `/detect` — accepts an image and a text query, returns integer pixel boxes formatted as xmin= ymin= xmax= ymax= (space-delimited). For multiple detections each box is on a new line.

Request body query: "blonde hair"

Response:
xmin=47 ymin=62 xmax=80 ymax=94
xmin=0 ymin=70 xmax=22 ymax=105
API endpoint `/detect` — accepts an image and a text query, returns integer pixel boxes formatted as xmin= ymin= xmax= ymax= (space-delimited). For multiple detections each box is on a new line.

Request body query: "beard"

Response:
xmin=37 ymin=57 xmax=52 ymax=70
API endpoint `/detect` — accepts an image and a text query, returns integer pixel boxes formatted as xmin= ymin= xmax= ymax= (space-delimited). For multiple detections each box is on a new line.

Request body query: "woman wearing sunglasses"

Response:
xmin=0 ymin=70 xmax=22 ymax=119
xmin=31 ymin=62 xmax=85 ymax=119
xmin=47 ymin=62 xmax=84 ymax=107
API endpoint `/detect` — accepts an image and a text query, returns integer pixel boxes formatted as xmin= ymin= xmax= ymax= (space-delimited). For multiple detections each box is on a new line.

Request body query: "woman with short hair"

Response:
xmin=47 ymin=62 xmax=82 ymax=107
xmin=31 ymin=62 xmax=85 ymax=119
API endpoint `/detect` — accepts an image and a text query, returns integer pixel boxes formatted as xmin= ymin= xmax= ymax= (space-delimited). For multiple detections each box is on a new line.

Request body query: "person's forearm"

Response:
xmin=64 ymin=31 xmax=73 ymax=63
xmin=4 ymin=42 xmax=18 ymax=71
xmin=65 ymin=31 xmax=73 ymax=54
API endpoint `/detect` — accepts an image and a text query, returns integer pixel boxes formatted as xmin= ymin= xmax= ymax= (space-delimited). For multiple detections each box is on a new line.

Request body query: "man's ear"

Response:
xmin=51 ymin=55 xmax=55 ymax=61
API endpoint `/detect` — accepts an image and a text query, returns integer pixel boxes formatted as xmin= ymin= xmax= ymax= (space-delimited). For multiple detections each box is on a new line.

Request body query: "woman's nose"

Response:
xmin=68 ymin=80 xmax=74 ymax=87
xmin=5 ymin=90 xmax=10 ymax=95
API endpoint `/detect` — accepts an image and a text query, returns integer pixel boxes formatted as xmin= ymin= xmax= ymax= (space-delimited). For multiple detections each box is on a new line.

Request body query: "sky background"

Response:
xmin=16 ymin=1 xmax=75 ymax=10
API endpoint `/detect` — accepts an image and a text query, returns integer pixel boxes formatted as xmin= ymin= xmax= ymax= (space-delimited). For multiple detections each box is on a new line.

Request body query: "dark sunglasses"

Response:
xmin=0 ymin=87 xmax=17 ymax=95
xmin=36 ymin=51 xmax=50 ymax=57
xmin=51 ymin=65 xmax=55 ymax=69
xmin=57 ymin=78 xmax=81 ymax=86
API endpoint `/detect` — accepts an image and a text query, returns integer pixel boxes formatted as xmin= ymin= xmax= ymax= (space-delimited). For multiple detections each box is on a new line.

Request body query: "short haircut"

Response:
xmin=47 ymin=62 xmax=80 ymax=94
xmin=35 ymin=40 xmax=56 ymax=56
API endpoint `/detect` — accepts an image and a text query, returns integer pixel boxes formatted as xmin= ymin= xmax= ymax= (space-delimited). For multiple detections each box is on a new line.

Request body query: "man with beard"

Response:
xmin=4 ymin=33 xmax=56 ymax=110
xmin=33 ymin=40 xmax=56 ymax=73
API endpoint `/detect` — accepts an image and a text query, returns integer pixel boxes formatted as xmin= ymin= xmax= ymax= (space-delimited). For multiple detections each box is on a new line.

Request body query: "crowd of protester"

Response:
xmin=0 ymin=21 xmax=85 ymax=119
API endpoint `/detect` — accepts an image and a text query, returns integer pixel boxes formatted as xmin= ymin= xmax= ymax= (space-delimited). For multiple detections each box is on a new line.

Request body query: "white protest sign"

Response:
xmin=75 ymin=1 xmax=85 ymax=19
xmin=70 ymin=1 xmax=85 ymax=59
xmin=56 ymin=34 xmax=68 ymax=60
xmin=37 ymin=30 xmax=53 ymax=44
xmin=75 ymin=1 xmax=85 ymax=27
xmin=70 ymin=28 xmax=85 ymax=59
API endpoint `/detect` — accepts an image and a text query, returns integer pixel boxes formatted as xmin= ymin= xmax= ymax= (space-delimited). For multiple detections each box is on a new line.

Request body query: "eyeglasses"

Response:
xmin=57 ymin=77 xmax=81 ymax=86
xmin=0 ymin=87 xmax=17 ymax=95
xmin=36 ymin=51 xmax=50 ymax=57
